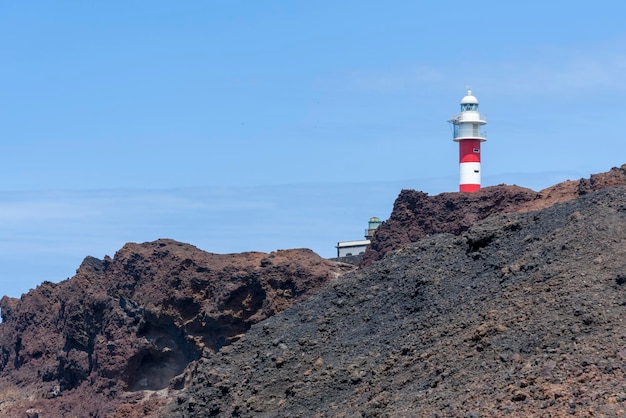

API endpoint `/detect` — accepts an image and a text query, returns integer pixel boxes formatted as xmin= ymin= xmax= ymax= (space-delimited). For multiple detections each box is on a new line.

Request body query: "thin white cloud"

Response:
xmin=342 ymin=38 xmax=626 ymax=99
xmin=0 ymin=188 xmax=276 ymax=225
xmin=479 ymin=44 xmax=626 ymax=99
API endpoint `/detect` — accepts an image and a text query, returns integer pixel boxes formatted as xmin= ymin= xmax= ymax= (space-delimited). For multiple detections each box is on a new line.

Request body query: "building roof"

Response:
xmin=336 ymin=239 xmax=370 ymax=248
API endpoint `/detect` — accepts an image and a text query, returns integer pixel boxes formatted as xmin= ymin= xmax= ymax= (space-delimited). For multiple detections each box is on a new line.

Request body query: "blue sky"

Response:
xmin=1 ymin=1 xmax=625 ymax=298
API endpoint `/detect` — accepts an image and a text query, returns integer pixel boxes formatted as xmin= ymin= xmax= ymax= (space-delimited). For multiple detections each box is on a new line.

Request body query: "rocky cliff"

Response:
xmin=173 ymin=186 xmax=626 ymax=417
xmin=361 ymin=164 xmax=626 ymax=266
xmin=1 ymin=166 xmax=626 ymax=417
xmin=0 ymin=242 xmax=354 ymax=417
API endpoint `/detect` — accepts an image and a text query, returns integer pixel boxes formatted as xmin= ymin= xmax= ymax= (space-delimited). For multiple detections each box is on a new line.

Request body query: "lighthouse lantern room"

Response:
xmin=448 ymin=89 xmax=487 ymax=192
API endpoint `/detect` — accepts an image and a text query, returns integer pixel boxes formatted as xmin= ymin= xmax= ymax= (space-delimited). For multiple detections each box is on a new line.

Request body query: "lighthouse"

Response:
xmin=448 ymin=89 xmax=487 ymax=192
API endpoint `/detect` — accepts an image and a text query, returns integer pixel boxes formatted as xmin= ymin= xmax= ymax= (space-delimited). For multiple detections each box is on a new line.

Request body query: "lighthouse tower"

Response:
xmin=448 ymin=89 xmax=487 ymax=192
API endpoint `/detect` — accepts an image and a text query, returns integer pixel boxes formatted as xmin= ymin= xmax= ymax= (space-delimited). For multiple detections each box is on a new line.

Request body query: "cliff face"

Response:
xmin=361 ymin=164 xmax=626 ymax=266
xmin=0 ymin=241 xmax=354 ymax=417
xmin=173 ymin=186 xmax=626 ymax=417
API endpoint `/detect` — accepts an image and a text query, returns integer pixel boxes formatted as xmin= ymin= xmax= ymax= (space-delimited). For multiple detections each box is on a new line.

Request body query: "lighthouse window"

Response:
xmin=473 ymin=148 xmax=480 ymax=153
xmin=461 ymin=103 xmax=478 ymax=111
xmin=474 ymin=170 xmax=480 ymax=173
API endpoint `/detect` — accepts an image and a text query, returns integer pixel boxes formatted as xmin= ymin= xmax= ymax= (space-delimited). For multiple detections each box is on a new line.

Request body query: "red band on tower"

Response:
xmin=459 ymin=140 xmax=481 ymax=163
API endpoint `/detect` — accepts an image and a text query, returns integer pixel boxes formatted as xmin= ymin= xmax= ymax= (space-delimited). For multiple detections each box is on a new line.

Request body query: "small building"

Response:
xmin=336 ymin=239 xmax=370 ymax=258
xmin=335 ymin=217 xmax=382 ymax=258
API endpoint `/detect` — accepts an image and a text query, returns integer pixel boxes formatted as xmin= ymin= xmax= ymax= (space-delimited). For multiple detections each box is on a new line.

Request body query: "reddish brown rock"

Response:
xmin=2 ymin=164 xmax=626 ymax=417
xmin=522 ymin=164 xmax=626 ymax=211
xmin=362 ymin=164 xmax=626 ymax=265
xmin=361 ymin=185 xmax=538 ymax=266
xmin=0 ymin=240 xmax=354 ymax=417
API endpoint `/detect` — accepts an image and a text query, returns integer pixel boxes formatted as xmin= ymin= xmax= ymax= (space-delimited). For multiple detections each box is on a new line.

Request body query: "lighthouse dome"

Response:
xmin=460 ymin=89 xmax=479 ymax=105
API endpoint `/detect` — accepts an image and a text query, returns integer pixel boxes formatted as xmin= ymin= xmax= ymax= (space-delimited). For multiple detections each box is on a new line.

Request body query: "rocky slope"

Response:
xmin=362 ymin=164 xmax=626 ymax=266
xmin=1 ymin=166 xmax=626 ymax=417
xmin=0 ymin=242 xmax=354 ymax=417
xmin=173 ymin=186 xmax=626 ymax=417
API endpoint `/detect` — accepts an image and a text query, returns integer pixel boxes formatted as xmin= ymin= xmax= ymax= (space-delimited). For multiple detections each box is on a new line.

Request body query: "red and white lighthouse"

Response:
xmin=448 ymin=89 xmax=487 ymax=192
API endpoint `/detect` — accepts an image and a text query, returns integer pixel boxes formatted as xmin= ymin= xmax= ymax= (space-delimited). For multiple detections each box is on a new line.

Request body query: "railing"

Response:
xmin=449 ymin=112 xmax=487 ymax=123
xmin=453 ymin=129 xmax=487 ymax=139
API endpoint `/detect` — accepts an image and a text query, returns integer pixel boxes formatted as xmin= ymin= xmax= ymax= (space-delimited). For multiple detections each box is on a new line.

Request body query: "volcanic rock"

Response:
xmin=362 ymin=164 xmax=626 ymax=266
xmin=172 ymin=186 xmax=626 ymax=417
xmin=0 ymin=241 xmax=354 ymax=417
xmin=2 ymin=166 xmax=626 ymax=417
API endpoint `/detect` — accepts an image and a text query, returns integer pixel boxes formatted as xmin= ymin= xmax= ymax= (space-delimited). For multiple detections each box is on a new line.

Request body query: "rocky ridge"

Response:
xmin=0 ymin=243 xmax=353 ymax=416
xmin=362 ymin=164 xmax=626 ymax=266
xmin=173 ymin=186 xmax=626 ymax=417
xmin=0 ymin=166 xmax=625 ymax=417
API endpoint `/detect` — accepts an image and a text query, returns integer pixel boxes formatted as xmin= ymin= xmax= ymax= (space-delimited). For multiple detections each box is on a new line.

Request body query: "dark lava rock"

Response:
xmin=362 ymin=164 xmax=626 ymax=266
xmin=0 ymin=242 xmax=354 ymax=417
xmin=171 ymin=186 xmax=626 ymax=417
xmin=3 ymin=165 xmax=626 ymax=417
xmin=361 ymin=185 xmax=537 ymax=267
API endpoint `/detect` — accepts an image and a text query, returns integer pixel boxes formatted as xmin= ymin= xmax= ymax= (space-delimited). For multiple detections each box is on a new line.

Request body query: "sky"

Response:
xmin=1 ymin=1 xmax=626 ymax=298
